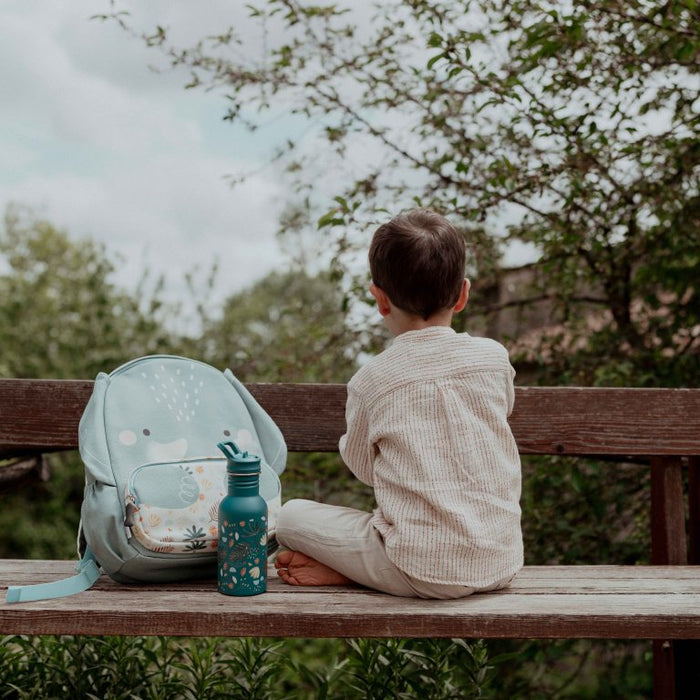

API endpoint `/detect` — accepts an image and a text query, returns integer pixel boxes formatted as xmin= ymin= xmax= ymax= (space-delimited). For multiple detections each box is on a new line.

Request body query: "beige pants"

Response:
xmin=275 ymin=498 xmax=511 ymax=599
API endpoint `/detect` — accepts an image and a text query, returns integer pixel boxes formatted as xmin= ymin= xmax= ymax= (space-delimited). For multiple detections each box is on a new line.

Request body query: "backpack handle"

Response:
xmin=5 ymin=549 xmax=101 ymax=603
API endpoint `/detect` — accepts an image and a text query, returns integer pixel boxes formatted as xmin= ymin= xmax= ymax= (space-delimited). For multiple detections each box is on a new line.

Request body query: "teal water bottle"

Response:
xmin=217 ymin=441 xmax=268 ymax=596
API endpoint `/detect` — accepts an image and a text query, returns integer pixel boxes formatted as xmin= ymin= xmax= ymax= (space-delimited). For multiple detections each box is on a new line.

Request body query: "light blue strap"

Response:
xmin=5 ymin=549 xmax=101 ymax=604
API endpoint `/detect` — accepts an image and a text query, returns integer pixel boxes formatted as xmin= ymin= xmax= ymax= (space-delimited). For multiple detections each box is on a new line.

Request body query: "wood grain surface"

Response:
xmin=1 ymin=380 xmax=699 ymax=457
xmin=1 ymin=561 xmax=699 ymax=639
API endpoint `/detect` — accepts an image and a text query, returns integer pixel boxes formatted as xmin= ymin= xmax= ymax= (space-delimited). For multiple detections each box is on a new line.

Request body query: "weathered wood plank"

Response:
xmin=247 ymin=383 xmax=347 ymax=452
xmin=1 ymin=562 xmax=699 ymax=639
xmin=0 ymin=380 xmax=93 ymax=457
xmin=512 ymin=387 xmax=700 ymax=456
xmin=2 ymin=562 xmax=698 ymax=593
xmin=1 ymin=380 xmax=700 ymax=457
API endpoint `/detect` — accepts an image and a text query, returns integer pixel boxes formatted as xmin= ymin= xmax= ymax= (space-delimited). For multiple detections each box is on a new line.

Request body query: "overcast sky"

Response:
xmin=1 ymin=1 xmax=294 ymax=317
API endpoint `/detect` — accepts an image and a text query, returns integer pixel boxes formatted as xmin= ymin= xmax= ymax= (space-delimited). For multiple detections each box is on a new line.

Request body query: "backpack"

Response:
xmin=6 ymin=355 xmax=286 ymax=603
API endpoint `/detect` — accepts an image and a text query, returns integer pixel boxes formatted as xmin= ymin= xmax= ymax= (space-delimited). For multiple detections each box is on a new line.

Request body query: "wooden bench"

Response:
xmin=1 ymin=381 xmax=699 ymax=698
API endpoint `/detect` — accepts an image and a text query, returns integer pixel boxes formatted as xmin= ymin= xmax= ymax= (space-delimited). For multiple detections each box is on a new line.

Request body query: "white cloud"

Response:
xmin=1 ymin=153 xmax=286 ymax=303
xmin=0 ymin=0 xmax=290 ymax=333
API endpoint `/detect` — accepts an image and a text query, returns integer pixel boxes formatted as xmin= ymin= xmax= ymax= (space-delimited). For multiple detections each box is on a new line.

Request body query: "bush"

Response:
xmin=0 ymin=636 xmax=494 ymax=699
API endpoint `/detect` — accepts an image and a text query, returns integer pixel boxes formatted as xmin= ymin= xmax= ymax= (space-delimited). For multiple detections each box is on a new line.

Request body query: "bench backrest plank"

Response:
xmin=1 ymin=380 xmax=699 ymax=458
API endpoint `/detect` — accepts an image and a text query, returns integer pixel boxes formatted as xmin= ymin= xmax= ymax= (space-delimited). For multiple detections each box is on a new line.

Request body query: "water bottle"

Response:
xmin=217 ymin=441 xmax=267 ymax=596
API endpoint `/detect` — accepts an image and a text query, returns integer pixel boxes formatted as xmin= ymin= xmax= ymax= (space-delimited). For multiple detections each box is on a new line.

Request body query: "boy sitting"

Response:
xmin=275 ymin=209 xmax=523 ymax=598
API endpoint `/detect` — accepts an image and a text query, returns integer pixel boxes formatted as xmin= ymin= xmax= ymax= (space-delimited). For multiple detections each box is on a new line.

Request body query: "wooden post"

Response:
xmin=651 ymin=456 xmax=688 ymax=566
xmin=650 ymin=456 xmax=688 ymax=700
xmin=688 ymin=457 xmax=699 ymax=566
xmin=674 ymin=457 xmax=700 ymax=700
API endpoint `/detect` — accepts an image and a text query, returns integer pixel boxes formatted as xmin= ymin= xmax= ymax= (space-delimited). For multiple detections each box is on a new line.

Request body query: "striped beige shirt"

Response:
xmin=339 ymin=326 xmax=523 ymax=587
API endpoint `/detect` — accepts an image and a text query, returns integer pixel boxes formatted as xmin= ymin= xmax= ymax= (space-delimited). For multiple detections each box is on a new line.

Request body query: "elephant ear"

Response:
xmin=79 ymin=372 xmax=116 ymax=486
xmin=223 ymin=369 xmax=287 ymax=475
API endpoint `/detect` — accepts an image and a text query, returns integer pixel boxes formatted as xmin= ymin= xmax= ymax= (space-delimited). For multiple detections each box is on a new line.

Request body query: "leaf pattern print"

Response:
xmin=183 ymin=525 xmax=206 ymax=541
xmin=227 ymin=542 xmax=251 ymax=566
xmin=154 ymin=544 xmax=175 ymax=553
xmin=185 ymin=539 xmax=207 ymax=552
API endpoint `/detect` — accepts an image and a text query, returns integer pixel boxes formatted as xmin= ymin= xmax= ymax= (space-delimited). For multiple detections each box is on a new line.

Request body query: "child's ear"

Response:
xmin=454 ymin=278 xmax=470 ymax=312
xmin=369 ymin=283 xmax=392 ymax=317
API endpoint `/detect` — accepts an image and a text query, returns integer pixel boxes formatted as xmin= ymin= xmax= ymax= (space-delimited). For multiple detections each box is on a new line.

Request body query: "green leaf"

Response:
xmin=427 ymin=53 xmax=444 ymax=70
xmin=427 ymin=31 xmax=443 ymax=48
xmin=317 ymin=211 xmax=344 ymax=228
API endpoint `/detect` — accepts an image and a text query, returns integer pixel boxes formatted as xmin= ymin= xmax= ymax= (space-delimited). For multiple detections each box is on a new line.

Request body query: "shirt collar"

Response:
xmin=392 ymin=326 xmax=459 ymax=344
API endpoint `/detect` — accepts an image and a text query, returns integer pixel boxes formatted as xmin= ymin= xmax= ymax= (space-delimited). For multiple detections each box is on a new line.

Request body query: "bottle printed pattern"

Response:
xmin=218 ymin=515 xmax=268 ymax=594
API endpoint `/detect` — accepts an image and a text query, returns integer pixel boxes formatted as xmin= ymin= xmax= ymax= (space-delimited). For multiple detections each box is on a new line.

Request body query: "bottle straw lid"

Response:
xmin=217 ymin=440 xmax=261 ymax=473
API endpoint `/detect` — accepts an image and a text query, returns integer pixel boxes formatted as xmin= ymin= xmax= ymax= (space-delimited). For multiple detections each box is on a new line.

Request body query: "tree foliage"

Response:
xmin=199 ymin=268 xmax=360 ymax=383
xmin=106 ymin=0 xmax=700 ymax=386
xmin=0 ymin=205 xmax=177 ymax=379
xmin=0 ymin=205 xmax=182 ymax=558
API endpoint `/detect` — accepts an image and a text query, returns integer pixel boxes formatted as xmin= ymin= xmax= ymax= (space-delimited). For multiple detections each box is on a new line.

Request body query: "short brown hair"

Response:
xmin=369 ymin=209 xmax=466 ymax=320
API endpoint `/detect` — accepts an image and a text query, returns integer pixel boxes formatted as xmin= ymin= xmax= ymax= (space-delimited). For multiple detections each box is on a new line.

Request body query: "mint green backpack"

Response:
xmin=6 ymin=355 xmax=286 ymax=602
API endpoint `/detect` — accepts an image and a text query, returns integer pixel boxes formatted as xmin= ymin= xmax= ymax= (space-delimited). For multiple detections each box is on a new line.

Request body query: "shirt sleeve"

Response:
xmin=339 ymin=385 xmax=374 ymax=486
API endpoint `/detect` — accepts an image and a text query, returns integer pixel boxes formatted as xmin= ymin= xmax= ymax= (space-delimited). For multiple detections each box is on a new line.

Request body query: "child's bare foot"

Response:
xmin=275 ymin=550 xmax=351 ymax=586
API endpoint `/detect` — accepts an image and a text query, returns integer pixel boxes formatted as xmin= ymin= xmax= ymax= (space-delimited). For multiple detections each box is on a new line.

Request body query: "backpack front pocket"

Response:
xmin=125 ymin=458 xmax=226 ymax=554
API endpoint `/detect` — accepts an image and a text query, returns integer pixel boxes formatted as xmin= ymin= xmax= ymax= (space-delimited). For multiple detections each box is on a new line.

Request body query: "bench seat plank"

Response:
xmin=2 ymin=561 xmax=698 ymax=640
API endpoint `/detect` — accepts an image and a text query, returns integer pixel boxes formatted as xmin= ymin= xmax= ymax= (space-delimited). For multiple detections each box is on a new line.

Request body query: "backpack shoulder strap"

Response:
xmin=5 ymin=548 xmax=101 ymax=604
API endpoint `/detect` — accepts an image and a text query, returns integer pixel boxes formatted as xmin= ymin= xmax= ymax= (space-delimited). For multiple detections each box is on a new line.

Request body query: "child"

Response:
xmin=274 ymin=209 xmax=523 ymax=599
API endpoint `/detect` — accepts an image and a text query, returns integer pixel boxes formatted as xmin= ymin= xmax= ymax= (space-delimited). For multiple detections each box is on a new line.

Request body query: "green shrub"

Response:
xmin=0 ymin=636 xmax=494 ymax=699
